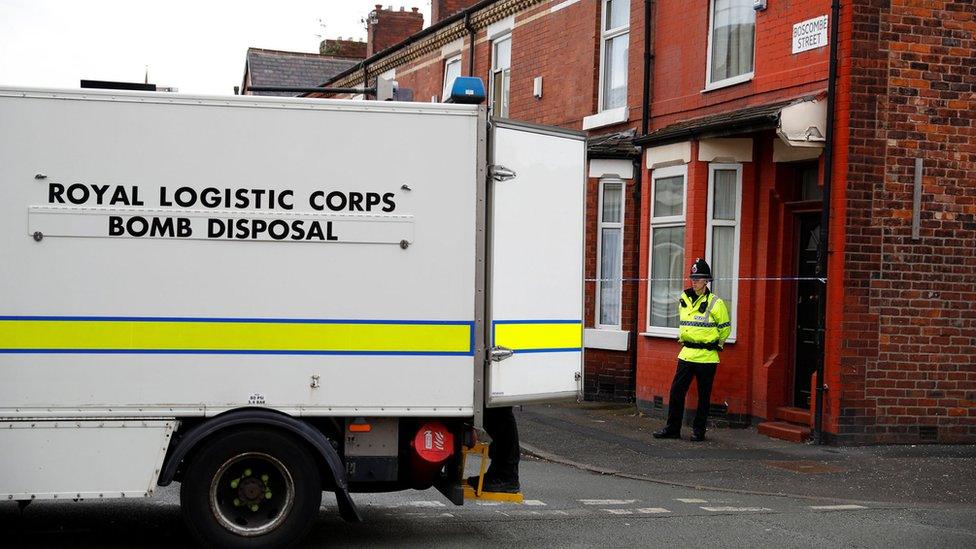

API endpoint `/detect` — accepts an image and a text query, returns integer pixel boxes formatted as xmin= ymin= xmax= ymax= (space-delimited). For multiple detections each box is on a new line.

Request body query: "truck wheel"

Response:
xmin=180 ymin=427 xmax=323 ymax=549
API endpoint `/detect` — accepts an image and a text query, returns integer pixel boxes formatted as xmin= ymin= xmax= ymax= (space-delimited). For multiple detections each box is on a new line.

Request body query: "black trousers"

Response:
xmin=484 ymin=406 xmax=520 ymax=482
xmin=665 ymin=359 xmax=718 ymax=434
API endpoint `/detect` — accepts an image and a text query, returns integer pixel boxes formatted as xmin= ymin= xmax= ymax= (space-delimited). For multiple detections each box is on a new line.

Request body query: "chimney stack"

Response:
xmin=431 ymin=0 xmax=481 ymax=24
xmin=366 ymin=5 xmax=424 ymax=57
xmin=320 ymin=38 xmax=367 ymax=59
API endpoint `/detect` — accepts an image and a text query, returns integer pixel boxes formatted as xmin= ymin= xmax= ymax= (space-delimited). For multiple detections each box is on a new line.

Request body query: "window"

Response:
xmin=706 ymin=164 xmax=742 ymax=340
xmin=597 ymin=178 xmax=625 ymax=328
xmin=706 ymin=0 xmax=755 ymax=88
xmin=491 ymin=34 xmax=511 ymax=117
xmin=646 ymin=165 xmax=686 ymax=333
xmin=442 ymin=55 xmax=462 ymax=102
xmin=600 ymin=0 xmax=630 ymax=110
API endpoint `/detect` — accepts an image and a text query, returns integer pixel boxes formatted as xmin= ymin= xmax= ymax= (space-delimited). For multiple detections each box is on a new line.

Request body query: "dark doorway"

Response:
xmin=793 ymin=212 xmax=822 ymax=408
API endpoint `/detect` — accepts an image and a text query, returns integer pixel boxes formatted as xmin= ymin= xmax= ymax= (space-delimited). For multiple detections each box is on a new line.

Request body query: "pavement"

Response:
xmin=516 ymin=402 xmax=976 ymax=507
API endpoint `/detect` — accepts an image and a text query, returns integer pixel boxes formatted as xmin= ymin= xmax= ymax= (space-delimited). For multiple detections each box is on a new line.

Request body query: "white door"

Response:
xmin=487 ymin=120 xmax=585 ymax=406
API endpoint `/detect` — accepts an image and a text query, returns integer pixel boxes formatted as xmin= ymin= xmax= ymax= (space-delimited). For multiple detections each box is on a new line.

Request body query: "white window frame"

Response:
xmin=490 ymin=33 xmax=512 ymax=118
xmin=598 ymin=0 xmax=630 ymax=111
xmin=442 ymin=54 xmax=462 ymax=102
xmin=705 ymin=163 xmax=742 ymax=342
xmin=596 ymin=177 xmax=626 ymax=329
xmin=644 ymin=164 xmax=687 ymax=337
xmin=704 ymin=0 xmax=756 ymax=91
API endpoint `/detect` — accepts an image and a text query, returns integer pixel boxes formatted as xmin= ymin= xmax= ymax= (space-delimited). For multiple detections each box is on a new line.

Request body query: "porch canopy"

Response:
xmin=634 ymin=95 xmax=826 ymax=149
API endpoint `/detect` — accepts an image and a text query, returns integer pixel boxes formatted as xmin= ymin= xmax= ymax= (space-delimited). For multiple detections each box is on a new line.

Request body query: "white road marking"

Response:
xmin=405 ymin=501 xmax=446 ymax=508
xmin=637 ymin=507 xmax=671 ymax=514
xmin=524 ymin=499 xmax=547 ymax=506
xmin=580 ymin=499 xmax=638 ymax=505
xmin=475 ymin=501 xmax=503 ymax=506
xmin=701 ymin=506 xmax=773 ymax=512
xmin=676 ymin=498 xmax=708 ymax=503
xmin=809 ymin=504 xmax=866 ymax=511
xmin=604 ymin=509 xmax=634 ymax=515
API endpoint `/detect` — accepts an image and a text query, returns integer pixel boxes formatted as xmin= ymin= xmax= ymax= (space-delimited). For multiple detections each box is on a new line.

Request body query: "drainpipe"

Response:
xmin=464 ymin=11 xmax=476 ymax=76
xmin=633 ymin=0 xmax=654 ymax=398
xmin=641 ymin=0 xmax=654 ymax=136
xmin=362 ymin=63 xmax=370 ymax=99
xmin=814 ymin=0 xmax=841 ymax=445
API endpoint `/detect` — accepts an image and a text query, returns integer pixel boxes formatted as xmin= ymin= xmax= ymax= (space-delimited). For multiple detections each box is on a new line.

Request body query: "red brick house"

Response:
xmin=634 ymin=0 xmax=974 ymax=444
xmin=304 ymin=0 xmax=974 ymax=444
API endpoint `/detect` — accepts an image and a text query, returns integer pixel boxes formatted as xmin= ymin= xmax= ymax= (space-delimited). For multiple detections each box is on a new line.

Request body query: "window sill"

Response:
xmin=582 ymin=106 xmax=629 ymax=130
xmin=702 ymin=72 xmax=754 ymax=93
xmin=640 ymin=328 xmax=678 ymax=339
xmin=639 ymin=332 xmax=737 ymax=345
xmin=584 ymin=328 xmax=630 ymax=351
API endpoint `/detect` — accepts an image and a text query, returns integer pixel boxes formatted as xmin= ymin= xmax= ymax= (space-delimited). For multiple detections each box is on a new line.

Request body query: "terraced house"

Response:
xmin=302 ymin=0 xmax=974 ymax=444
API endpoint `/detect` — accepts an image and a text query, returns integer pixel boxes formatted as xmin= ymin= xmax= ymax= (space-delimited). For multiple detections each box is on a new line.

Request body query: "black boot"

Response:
xmin=467 ymin=475 xmax=520 ymax=493
xmin=652 ymin=428 xmax=680 ymax=439
xmin=690 ymin=431 xmax=706 ymax=442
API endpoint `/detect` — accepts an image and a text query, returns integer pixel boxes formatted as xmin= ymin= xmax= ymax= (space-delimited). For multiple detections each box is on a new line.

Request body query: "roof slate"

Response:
xmin=245 ymin=48 xmax=360 ymax=96
xmin=587 ymin=129 xmax=640 ymax=158
xmin=635 ymin=96 xmax=816 ymax=146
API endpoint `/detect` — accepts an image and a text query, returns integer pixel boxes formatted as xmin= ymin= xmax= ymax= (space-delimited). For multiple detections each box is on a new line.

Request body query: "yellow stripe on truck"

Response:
xmin=0 ymin=318 xmax=474 ymax=355
xmin=493 ymin=321 xmax=582 ymax=352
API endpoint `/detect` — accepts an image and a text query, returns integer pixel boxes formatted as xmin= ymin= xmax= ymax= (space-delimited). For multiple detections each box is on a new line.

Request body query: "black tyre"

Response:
xmin=180 ymin=427 xmax=323 ymax=549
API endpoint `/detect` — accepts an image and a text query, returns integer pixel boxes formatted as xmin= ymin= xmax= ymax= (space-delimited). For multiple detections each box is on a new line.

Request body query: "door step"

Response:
xmin=775 ymin=406 xmax=812 ymax=426
xmin=758 ymin=421 xmax=811 ymax=443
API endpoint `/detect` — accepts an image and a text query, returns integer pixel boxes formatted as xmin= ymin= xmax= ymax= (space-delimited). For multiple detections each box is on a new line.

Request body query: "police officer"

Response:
xmin=653 ymin=258 xmax=731 ymax=442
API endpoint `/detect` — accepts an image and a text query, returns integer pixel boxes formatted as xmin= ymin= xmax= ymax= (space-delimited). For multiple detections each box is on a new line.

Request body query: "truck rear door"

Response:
xmin=486 ymin=119 xmax=585 ymax=406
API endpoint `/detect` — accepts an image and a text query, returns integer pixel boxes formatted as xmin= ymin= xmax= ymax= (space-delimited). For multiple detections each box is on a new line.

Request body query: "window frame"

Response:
xmin=644 ymin=164 xmax=688 ymax=337
xmin=442 ymin=54 xmax=462 ymax=102
xmin=704 ymin=0 xmax=756 ymax=91
xmin=598 ymin=0 xmax=630 ymax=111
xmin=704 ymin=163 xmax=742 ymax=342
xmin=596 ymin=177 xmax=626 ymax=329
xmin=490 ymin=33 xmax=512 ymax=118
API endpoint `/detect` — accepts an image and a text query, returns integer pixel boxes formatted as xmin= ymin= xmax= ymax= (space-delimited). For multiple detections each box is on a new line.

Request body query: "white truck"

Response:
xmin=0 ymin=86 xmax=584 ymax=547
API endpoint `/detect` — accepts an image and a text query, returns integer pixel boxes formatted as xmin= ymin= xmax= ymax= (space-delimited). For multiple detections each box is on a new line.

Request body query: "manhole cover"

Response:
xmin=762 ymin=460 xmax=845 ymax=474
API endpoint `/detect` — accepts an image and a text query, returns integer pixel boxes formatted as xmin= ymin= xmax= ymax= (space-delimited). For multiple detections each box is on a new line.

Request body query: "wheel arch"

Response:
xmin=159 ymin=407 xmax=361 ymax=522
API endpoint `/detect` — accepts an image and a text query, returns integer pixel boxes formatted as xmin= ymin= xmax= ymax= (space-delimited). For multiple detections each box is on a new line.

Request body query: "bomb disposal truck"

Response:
xmin=0 ymin=84 xmax=584 ymax=547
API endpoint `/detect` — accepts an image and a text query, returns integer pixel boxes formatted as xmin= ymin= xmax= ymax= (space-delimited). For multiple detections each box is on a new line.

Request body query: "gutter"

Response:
xmin=813 ymin=0 xmax=841 ymax=445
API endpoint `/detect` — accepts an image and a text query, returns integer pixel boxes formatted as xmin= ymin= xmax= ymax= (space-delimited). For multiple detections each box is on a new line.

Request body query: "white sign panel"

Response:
xmin=793 ymin=15 xmax=829 ymax=54
xmin=28 ymin=206 xmax=414 ymax=244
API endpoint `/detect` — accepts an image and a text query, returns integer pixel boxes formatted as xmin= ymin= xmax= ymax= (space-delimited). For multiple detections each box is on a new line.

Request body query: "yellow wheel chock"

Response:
xmin=461 ymin=442 xmax=524 ymax=503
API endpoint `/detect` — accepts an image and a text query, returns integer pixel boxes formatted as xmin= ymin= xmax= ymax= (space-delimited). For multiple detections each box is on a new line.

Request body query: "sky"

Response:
xmin=0 ymin=0 xmax=433 ymax=95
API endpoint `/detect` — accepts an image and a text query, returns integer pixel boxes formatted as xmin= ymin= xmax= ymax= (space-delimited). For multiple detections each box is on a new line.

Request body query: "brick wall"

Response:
xmin=835 ymin=0 xmax=976 ymax=444
xmin=651 ymin=0 xmax=831 ymax=128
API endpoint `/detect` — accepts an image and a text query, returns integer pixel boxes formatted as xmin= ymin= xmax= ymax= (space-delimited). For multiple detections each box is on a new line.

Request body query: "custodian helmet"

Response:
xmin=690 ymin=258 xmax=712 ymax=280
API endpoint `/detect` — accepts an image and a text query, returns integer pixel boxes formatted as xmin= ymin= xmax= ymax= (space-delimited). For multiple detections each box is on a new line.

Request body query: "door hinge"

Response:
xmin=489 ymin=165 xmax=517 ymax=182
xmin=489 ymin=346 xmax=514 ymax=362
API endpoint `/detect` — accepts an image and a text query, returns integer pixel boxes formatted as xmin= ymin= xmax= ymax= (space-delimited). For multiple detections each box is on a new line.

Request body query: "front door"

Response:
xmin=793 ymin=213 xmax=823 ymax=408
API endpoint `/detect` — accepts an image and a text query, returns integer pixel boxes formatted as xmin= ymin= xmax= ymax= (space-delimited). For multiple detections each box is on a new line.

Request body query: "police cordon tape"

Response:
xmin=584 ymin=276 xmax=827 ymax=283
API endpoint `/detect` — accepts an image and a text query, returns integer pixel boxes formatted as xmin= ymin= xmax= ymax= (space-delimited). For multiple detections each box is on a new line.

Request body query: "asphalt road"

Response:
xmin=4 ymin=456 xmax=975 ymax=548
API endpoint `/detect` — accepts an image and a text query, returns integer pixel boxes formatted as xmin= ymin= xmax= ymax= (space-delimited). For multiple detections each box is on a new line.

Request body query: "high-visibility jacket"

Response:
xmin=677 ymin=288 xmax=731 ymax=363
